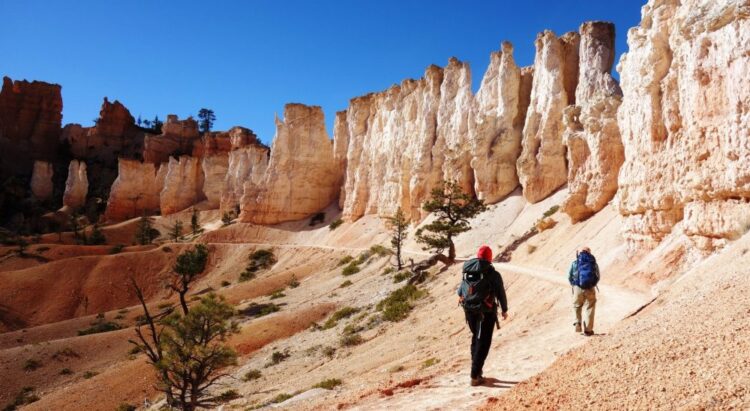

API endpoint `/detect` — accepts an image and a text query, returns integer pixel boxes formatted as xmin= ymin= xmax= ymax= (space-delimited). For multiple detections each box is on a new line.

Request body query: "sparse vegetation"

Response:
xmin=109 ymin=244 xmax=124 ymax=254
xmin=422 ymin=358 xmax=440 ymax=368
xmin=340 ymin=333 xmax=364 ymax=347
xmin=216 ymin=390 xmax=240 ymax=403
xmin=323 ymin=346 xmax=336 ymax=358
xmin=416 ymin=180 xmax=486 ymax=264
xmin=170 ymin=244 xmax=209 ymax=315
xmin=243 ymin=369 xmax=262 ymax=381
xmin=3 ymin=387 xmax=39 ymax=410
xmin=369 ymin=244 xmax=391 ymax=257
xmin=269 ymin=393 xmax=293 ymax=404
xmin=266 ymin=350 xmax=290 ymax=367
xmin=288 ymin=274 xmax=300 ymax=288
xmin=220 ymin=280 xmax=231 ymax=287
xmin=240 ymin=249 xmax=277 ymax=282
xmin=341 ymin=262 xmax=361 ymax=276
xmin=543 ymin=205 xmax=560 ymax=218
xmin=135 ymin=215 xmax=159 ymax=245
xmin=77 ymin=318 xmax=122 ymax=336
xmin=52 ymin=348 xmax=79 ymax=360
xmin=59 ymin=368 xmax=73 ymax=375
xmin=377 ymin=284 xmax=427 ymax=322
xmin=322 ymin=307 xmax=360 ymax=329
xmin=241 ymin=303 xmax=281 ymax=318
xmin=385 ymin=207 xmax=409 ymax=270
xmin=23 ymin=359 xmax=42 ymax=371
xmin=82 ymin=370 xmax=98 ymax=379
xmin=269 ymin=289 xmax=286 ymax=300
xmin=221 ymin=212 xmax=234 ymax=226
xmin=313 ymin=378 xmax=342 ymax=390
xmin=340 ymin=280 xmax=353 ymax=288
xmin=337 ymin=255 xmax=354 ymax=266
xmin=169 ymin=220 xmax=183 ymax=241
xmin=329 ymin=218 xmax=343 ymax=230
xmin=393 ymin=271 xmax=410 ymax=283
xmin=383 ymin=267 xmax=395 ymax=276
xmin=536 ymin=217 xmax=557 ymax=232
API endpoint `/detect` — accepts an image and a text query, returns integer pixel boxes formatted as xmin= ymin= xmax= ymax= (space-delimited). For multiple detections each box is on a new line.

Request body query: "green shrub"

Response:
xmin=382 ymin=267 xmax=395 ymax=276
xmin=52 ymin=348 xmax=79 ymax=360
xmin=240 ymin=249 xmax=277 ymax=281
xmin=258 ymin=304 xmax=280 ymax=317
xmin=243 ymin=369 xmax=262 ymax=381
xmin=422 ymin=358 xmax=440 ymax=368
xmin=82 ymin=371 xmax=98 ymax=379
xmin=59 ymin=368 xmax=73 ymax=375
xmin=341 ymin=262 xmax=360 ymax=276
xmin=270 ymin=393 xmax=293 ymax=404
xmin=328 ymin=219 xmax=343 ymax=230
xmin=369 ymin=244 xmax=391 ymax=257
xmin=4 ymin=387 xmax=39 ymax=410
xmin=157 ymin=302 xmax=173 ymax=310
xmin=354 ymin=250 xmax=372 ymax=265
xmin=339 ymin=280 xmax=353 ymax=288
xmin=266 ymin=350 xmax=290 ymax=367
xmin=393 ymin=271 xmax=410 ymax=283
xmin=323 ymin=346 xmax=336 ymax=358
xmin=288 ymin=274 xmax=300 ymax=288
xmin=23 ymin=359 xmax=42 ymax=371
xmin=221 ymin=280 xmax=231 ymax=287
xmin=216 ymin=390 xmax=240 ymax=403
xmin=543 ymin=205 xmax=560 ymax=218
xmin=313 ymin=378 xmax=342 ymax=390
xmin=239 ymin=270 xmax=256 ymax=282
xmin=376 ymin=284 xmax=427 ymax=322
xmin=337 ymin=255 xmax=354 ymax=266
xmin=77 ymin=320 xmax=122 ymax=336
xmin=340 ymin=333 xmax=364 ymax=347
xmin=269 ymin=290 xmax=286 ymax=300
xmin=322 ymin=307 xmax=359 ymax=329
xmin=115 ymin=404 xmax=137 ymax=411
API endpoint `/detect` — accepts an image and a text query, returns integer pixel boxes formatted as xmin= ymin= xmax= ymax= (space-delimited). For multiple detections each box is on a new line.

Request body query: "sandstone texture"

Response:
xmin=143 ymin=115 xmax=200 ymax=164
xmin=30 ymin=160 xmax=54 ymax=201
xmin=517 ymin=31 xmax=580 ymax=203
xmin=220 ymin=145 xmax=269 ymax=213
xmin=160 ymin=156 xmax=205 ymax=215
xmin=562 ymin=22 xmax=624 ymax=222
xmin=240 ymin=104 xmax=338 ymax=224
xmin=62 ymin=160 xmax=88 ymax=210
xmin=469 ymin=42 xmax=529 ymax=203
xmin=616 ymin=0 xmax=750 ymax=252
xmin=201 ymin=154 xmax=228 ymax=209
xmin=105 ymin=159 xmax=166 ymax=221
xmin=0 ymin=77 xmax=62 ymax=174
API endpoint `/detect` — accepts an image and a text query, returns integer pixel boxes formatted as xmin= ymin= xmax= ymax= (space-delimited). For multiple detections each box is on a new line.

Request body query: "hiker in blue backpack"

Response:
xmin=457 ymin=245 xmax=508 ymax=386
xmin=568 ymin=246 xmax=600 ymax=336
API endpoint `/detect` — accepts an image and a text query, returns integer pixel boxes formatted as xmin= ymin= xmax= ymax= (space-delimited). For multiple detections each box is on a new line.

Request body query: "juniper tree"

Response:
xmin=415 ymin=180 xmax=486 ymax=264
xmin=385 ymin=207 xmax=409 ymax=270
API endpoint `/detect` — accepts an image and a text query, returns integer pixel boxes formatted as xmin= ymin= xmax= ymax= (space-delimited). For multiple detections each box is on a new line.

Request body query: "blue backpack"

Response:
xmin=575 ymin=252 xmax=599 ymax=289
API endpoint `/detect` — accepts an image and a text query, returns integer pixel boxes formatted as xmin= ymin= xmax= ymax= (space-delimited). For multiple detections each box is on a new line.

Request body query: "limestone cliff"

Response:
xmin=239 ymin=104 xmax=338 ymax=224
xmin=30 ymin=160 xmax=54 ymax=201
xmin=105 ymin=159 xmax=166 ymax=221
xmin=616 ymin=0 xmax=750 ymax=253
xmin=562 ymin=22 xmax=624 ymax=222
xmin=517 ymin=30 xmax=580 ymax=203
xmin=0 ymin=77 xmax=62 ymax=174
xmin=160 ymin=156 xmax=205 ymax=215
xmin=62 ymin=160 xmax=88 ymax=210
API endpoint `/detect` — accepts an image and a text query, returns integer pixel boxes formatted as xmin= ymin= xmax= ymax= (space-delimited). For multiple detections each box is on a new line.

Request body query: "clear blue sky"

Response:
xmin=1 ymin=1 xmax=642 ymax=144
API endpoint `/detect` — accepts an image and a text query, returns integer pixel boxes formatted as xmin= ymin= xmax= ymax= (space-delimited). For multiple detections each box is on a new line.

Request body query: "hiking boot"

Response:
xmin=583 ymin=330 xmax=594 ymax=336
xmin=574 ymin=323 xmax=582 ymax=333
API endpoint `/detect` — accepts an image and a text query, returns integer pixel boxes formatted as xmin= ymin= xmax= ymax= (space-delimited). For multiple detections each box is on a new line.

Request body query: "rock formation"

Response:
xmin=105 ymin=159 xmax=166 ymax=221
xmin=240 ymin=104 xmax=338 ymax=224
xmin=220 ymin=145 xmax=269 ymax=213
xmin=201 ymin=155 xmax=228 ymax=209
xmin=160 ymin=156 xmax=205 ymax=215
xmin=469 ymin=42 xmax=530 ymax=203
xmin=0 ymin=77 xmax=62 ymax=174
xmin=143 ymin=115 xmax=200 ymax=164
xmin=561 ymin=22 xmax=624 ymax=222
xmin=517 ymin=30 xmax=580 ymax=203
xmin=617 ymin=0 xmax=750 ymax=253
xmin=62 ymin=160 xmax=88 ymax=210
xmin=30 ymin=160 xmax=54 ymax=201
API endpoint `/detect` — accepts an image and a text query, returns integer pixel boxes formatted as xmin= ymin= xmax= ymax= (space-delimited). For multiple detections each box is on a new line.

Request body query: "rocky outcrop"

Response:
xmin=196 ymin=126 xmax=260 ymax=157
xmin=517 ymin=31 xmax=580 ymax=203
xmin=469 ymin=42 xmax=530 ymax=203
xmin=240 ymin=104 xmax=338 ymax=224
xmin=220 ymin=145 xmax=269 ymax=213
xmin=62 ymin=160 xmax=88 ymax=210
xmin=65 ymin=98 xmax=146 ymax=165
xmin=562 ymin=22 xmax=624 ymax=222
xmin=0 ymin=77 xmax=62 ymax=174
xmin=143 ymin=115 xmax=200 ymax=164
xmin=160 ymin=156 xmax=205 ymax=215
xmin=105 ymin=159 xmax=166 ymax=221
xmin=30 ymin=160 xmax=54 ymax=201
xmin=333 ymin=111 xmax=350 ymax=207
xmin=617 ymin=0 xmax=750 ymax=253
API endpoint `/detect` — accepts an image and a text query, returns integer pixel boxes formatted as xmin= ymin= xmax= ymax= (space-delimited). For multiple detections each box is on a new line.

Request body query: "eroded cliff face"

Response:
xmin=562 ymin=22 xmax=624 ymax=222
xmin=616 ymin=0 xmax=750 ymax=253
xmin=517 ymin=30 xmax=581 ymax=203
xmin=0 ymin=77 xmax=62 ymax=174
xmin=62 ymin=160 xmax=88 ymax=210
xmin=220 ymin=145 xmax=269 ymax=213
xmin=30 ymin=160 xmax=54 ymax=201
xmin=239 ymin=104 xmax=339 ymax=224
xmin=143 ymin=115 xmax=200 ymax=164
xmin=160 ymin=156 xmax=205 ymax=215
xmin=105 ymin=159 xmax=166 ymax=221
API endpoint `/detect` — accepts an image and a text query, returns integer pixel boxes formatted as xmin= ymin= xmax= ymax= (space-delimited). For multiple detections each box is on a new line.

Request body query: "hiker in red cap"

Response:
xmin=457 ymin=245 xmax=508 ymax=386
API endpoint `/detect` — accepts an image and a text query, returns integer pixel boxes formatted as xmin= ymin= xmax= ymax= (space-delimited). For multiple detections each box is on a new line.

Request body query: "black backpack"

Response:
xmin=458 ymin=259 xmax=494 ymax=313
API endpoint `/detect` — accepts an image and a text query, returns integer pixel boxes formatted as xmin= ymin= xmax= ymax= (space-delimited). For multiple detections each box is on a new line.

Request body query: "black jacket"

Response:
xmin=458 ymin=258 xmax=508 ymax=313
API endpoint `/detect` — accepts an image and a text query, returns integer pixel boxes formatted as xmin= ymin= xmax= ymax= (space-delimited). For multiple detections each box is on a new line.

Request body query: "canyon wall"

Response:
xmin=616 ymin=0 xmax=750 ymax=253
xmin=160 ymin=156 xmax=205 ymax=215
xmin=30 ymin=160 xmax=54 ymax=201
xmin=221 ymin=145 xmax=269 ymax=213
xmin=105 ymin=159 xmax=166 ymax=221
xmin=239 ymin=104 xmax=339 ymax=224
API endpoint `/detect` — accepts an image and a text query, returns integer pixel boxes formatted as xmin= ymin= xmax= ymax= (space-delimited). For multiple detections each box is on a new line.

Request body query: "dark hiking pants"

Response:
xmin=465 ymin=311 xmax=497 ymax=379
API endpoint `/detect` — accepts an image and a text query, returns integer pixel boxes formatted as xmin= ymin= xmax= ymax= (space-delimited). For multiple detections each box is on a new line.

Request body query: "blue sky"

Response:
xmin=1 ymin=1 xmax=642 ymax=144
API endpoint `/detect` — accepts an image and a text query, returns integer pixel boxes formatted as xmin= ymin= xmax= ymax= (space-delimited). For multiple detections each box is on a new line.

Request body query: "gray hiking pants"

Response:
xmin=572 ymin=286 xmax=596 ymax=332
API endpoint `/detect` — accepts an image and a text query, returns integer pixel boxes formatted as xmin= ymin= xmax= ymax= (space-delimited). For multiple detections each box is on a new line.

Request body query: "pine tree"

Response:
xmin=385 ymin=207 xmax=409 ymax=270
xmin=169 ymin=220 xmax=183 ymax=241
xmin=170 ymin=244 xmax=209 ymax=315
xmin=190 ymin=208 xmax=201 ymax=235
xmin=135 ymin=214 xmax=158 ymax=245
xmin=415 ymin=180 xmax=486 ymax=264
xmin=197 ymin=108 xmax=216 ymax=134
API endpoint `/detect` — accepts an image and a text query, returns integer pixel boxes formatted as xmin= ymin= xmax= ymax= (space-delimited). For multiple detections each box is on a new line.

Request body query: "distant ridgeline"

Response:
xmin=1 ymin=0 xmax=748 ymax=256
